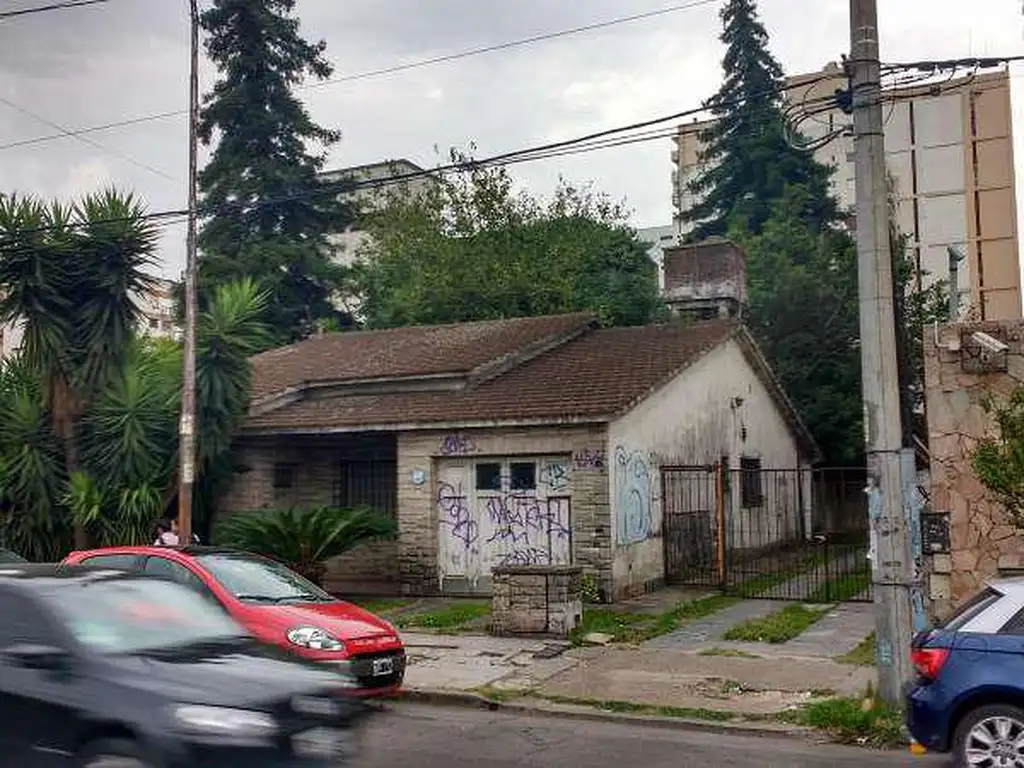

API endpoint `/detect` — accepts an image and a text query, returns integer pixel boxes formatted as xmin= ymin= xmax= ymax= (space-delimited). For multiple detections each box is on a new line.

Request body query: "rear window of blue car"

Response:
xmin=941 ymin=587 xmax=1001 ymax=632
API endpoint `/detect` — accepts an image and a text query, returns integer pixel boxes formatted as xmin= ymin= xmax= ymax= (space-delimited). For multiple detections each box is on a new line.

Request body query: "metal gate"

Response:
xmin=662 ymin=465 xmax=873 ymax=603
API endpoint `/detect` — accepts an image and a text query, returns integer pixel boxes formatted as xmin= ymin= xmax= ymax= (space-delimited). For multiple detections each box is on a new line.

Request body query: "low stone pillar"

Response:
xmin=491 ymin=565 xmax=583 ymax=639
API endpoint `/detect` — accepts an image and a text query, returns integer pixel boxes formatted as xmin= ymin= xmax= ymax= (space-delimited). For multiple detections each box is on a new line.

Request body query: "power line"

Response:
xmin=0 ymin=0 xmax=109 ymax=20
xmin=0 ymin=0 xmax=721 ymax=152
xmin=0 ymin=96 xmax=177 ymax=181
xmin=307 ymin=0 xmax=721 ymax=89
xmin=0 ymin=73 xmax=842 ymax=246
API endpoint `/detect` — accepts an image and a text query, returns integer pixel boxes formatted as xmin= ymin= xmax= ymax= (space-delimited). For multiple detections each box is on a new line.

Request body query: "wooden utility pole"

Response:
xmin=849 ymin=0 xmax=915 ymax=704
xmin=177 ymin=0 xmax=200 ymax=546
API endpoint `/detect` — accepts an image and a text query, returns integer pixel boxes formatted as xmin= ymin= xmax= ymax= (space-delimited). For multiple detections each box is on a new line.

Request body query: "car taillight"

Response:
xmin=911 ymin=647 xmax=949 ymax=680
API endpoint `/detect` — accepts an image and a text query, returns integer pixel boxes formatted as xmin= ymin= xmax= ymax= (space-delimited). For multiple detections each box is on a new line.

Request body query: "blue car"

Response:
xmin=906 ymin=579 xmax=1024 ymax=766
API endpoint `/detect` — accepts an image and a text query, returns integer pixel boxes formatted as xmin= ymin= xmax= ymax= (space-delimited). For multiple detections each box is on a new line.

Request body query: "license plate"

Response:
xmin=292 ymin=727 xmax=347 ymax=759
xmin=372 ymin=656 xmax=395 ymax=676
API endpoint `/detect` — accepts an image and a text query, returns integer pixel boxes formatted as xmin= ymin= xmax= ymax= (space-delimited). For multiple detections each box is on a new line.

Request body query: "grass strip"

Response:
xmin=395 ymin=601 xmax=491 ymax=632
xmin=723 ymin=603 xmax=828 ymax=644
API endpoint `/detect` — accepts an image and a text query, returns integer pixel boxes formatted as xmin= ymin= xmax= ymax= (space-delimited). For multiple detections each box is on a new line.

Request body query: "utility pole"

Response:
xmin=849 ymin=0 xmax=915 ymax=705
xmin=177 ymin=0 xmax=200 ymax=546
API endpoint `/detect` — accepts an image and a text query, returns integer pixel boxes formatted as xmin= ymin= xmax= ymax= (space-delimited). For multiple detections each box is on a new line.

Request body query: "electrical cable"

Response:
xmin=0 ymin=0 xmax=108 ymax=20
xmin=0 ymin=0 xmax=722 ymax=152
xmin=0 ymin=96 xmax=177 ymax=182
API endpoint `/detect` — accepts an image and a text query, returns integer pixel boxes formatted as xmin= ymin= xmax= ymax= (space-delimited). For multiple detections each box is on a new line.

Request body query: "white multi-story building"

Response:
xmin=322 ymin=159 xmax=439 ymax=267
xmin=673 ymin=64 xmax=1022 ymax=320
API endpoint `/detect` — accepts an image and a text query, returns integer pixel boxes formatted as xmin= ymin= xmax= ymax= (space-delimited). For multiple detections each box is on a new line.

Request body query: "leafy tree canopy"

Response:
xmin=352 ymin=153 xmax=665 ymax=329
xmin=197 ymin=0 xmax=354 ymax=344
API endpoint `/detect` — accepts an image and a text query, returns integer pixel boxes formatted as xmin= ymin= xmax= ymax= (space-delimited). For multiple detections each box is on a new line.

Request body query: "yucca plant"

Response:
xmin=214 ymin=506 xmax=398 ymax=586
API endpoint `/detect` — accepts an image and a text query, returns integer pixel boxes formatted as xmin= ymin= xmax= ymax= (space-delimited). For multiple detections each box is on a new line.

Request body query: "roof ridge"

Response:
xmin=251 ymin=311 xmax=599 ymax=361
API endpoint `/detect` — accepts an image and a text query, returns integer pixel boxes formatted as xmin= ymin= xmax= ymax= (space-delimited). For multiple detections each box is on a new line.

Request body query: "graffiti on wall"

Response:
xmin=540 ymin=460 xmax=570 ymax=493
xmin=572 ymin=449 xmax=605 ymax=470
xmin=438 ymin=484 xmax=571 ymax=577
xmin=437 ymin=481 xmax=478 ymax=548
xmin=615 ymin=446 xmax=653 ymax=545
xmin=439 ymin=434 xmax=476 ymax=456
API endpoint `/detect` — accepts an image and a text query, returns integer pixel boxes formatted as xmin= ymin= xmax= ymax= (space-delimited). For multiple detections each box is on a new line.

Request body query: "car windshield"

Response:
xmin=42 ymin=577 xmax=247 ymax=655
xmin=196 ymin=553 xmax=333 ymax=604
xmin=0 ymin=549 xmax=26 ymax=564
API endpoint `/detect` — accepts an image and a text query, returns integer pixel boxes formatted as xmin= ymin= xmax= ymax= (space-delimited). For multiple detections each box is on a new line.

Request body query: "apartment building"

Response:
xmin=672 ymin=64 xmax=1022 ymax=320
xmin=322 ymin=159 xmax=438 ymax=267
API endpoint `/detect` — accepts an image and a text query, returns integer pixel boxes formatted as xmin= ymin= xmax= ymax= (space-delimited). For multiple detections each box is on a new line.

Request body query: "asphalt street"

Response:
xmin=351 ymin=703 xmax=950 ymax=768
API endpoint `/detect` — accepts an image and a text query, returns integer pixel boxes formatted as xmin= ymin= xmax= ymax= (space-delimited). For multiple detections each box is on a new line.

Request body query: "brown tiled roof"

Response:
xmin=249 ymin=312 xmax=595 ymax=401
xmin=245 ymin=319 xmax=738 ymax=431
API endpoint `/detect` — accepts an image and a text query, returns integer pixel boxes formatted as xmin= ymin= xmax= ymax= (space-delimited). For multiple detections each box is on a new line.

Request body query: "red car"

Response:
xmin=62 ymin=546 xmax=406 ymax=696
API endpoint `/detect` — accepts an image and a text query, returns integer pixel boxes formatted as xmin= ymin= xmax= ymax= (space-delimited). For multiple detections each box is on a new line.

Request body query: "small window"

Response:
xmin=740 ymin=457 xmax=763 ymax=507
xmin=510 ymin=462 xmax=536 ymax=491
xmin=475 ymin=462 xmax=502 ymax=492
xmin=272 ymin=463 xmax=295 ymax=489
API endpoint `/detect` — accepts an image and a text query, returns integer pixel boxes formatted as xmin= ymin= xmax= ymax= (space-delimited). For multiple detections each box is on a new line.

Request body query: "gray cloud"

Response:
xmin=0 ymin=0 xmax=1021 ymax=278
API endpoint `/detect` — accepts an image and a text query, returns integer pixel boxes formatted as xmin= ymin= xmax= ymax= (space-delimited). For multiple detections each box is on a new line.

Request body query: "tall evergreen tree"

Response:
xmin=683 ymin=0 xmax=839 ymax=240
xmin=197 ymin=0 xmax=353 ymax=344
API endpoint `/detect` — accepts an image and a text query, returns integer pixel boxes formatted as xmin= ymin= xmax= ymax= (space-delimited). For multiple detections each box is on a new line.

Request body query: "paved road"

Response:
xmin=351 ymin=703 xmax=949 ymax=767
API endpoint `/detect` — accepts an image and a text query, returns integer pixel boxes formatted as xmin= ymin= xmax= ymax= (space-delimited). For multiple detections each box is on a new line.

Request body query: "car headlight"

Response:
xmin=172 ymin=705 xmax=277 ymax=738
xmin=287 ymin=626 xmax=345 ymax=651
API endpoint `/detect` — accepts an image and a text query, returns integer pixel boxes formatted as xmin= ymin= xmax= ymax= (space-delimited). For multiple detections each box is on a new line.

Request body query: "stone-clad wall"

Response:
xmin=491 ymin=565 xmax=583 ymax=638
xmin=924 ymin=320 xmax=1024 ymax=618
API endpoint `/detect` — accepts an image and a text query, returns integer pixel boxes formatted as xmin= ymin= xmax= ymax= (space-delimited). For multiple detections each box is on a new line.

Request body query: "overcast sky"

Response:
xmin=1 ymin=0 xmax=1023 ymax=278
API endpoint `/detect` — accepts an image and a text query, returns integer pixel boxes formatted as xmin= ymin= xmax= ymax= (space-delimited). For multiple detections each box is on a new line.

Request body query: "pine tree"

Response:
xmin=197 ymin=0 xmax=353 ymax=344
xmin=683 ymin=0 xmax=838 ymax=240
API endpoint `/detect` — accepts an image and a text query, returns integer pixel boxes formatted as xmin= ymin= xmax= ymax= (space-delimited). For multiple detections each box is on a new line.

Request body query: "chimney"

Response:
xmin=662 ymin=237 xmax=747 ymax=320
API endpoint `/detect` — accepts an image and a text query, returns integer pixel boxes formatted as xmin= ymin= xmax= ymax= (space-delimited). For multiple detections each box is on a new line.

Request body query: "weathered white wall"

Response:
xmin=606 ymin=339 xmax=804 ymax=596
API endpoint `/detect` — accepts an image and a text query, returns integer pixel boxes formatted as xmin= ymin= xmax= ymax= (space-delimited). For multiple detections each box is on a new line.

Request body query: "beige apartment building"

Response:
xmin=672 ymin=64 xmax=1022 ymax=320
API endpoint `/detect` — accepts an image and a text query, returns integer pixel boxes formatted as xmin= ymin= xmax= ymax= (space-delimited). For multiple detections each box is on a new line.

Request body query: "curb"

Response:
xmin=395 ymin=687 xmax=818 ymax=742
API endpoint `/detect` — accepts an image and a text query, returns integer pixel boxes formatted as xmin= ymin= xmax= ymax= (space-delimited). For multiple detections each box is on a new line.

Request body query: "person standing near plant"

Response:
xmin=153 ymin=519 xmax=179 ymax=546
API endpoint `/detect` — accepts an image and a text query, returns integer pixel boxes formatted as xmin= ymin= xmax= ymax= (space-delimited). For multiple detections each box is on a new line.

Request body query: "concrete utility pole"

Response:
xmin=849 ymin=0 xmax=915 ymax=705
xmin=177 ymin=0 xmax=200 ymax=546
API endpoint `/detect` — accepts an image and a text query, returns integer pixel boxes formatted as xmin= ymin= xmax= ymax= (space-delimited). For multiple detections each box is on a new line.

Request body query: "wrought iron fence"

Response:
xmin=662 ymin=465 xmax=873 ymax=603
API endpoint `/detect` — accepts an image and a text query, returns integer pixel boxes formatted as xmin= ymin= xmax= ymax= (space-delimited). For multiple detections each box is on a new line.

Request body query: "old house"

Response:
xmin=220 ymin=241 xmax=820 ymax=601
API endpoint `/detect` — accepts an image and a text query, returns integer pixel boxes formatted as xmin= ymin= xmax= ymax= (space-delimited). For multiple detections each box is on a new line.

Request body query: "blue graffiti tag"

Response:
xmin=615 ymin=446 xmax=653 ymax=545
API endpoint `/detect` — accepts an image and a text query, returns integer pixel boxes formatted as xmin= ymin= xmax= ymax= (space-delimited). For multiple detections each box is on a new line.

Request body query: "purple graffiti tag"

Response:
xmin=572 ymin=448 xmax=606 ymax=470
xmin=439 ymin=434 xmax=476 ymax=456
xmin=485 ymin=494 xmax=571 ymax=546
xmin=500 ymin=547 xmax=553 ymax=566
xmin=436 ymin=481 xmax=478 ymax=547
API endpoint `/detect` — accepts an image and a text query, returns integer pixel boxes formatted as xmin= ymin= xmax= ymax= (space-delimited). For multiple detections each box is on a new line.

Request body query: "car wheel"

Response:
xmin=79 ymin=738 xmax=153 ymax=768
xmin=954 ymin=704 xmax=1024 ymax=768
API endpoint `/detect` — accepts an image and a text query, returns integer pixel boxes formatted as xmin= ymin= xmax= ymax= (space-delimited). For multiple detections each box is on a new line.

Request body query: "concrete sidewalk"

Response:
xmin=400 ymin=630 xmax=874 ymax=718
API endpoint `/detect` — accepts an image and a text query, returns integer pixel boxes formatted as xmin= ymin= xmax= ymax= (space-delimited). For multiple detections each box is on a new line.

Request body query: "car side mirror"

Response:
xmin=1 ymin=643 xmax=72 ymax=672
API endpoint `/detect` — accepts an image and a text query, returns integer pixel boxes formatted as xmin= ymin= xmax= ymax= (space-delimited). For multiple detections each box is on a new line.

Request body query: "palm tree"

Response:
xmin=0 ymin=191 xmax=270 ymax=555
xmin=0 ymin=190 xmax=158 ymax=548
xmin=215 ymin=506 xmax=398 ymax=586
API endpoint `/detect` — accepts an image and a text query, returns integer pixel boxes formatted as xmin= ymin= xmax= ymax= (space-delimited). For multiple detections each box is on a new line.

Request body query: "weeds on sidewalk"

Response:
xmin=791 ymin=688 xmax=905 ymax=748
xmin=837 ymin=633 xmax=876 ymax=666
xmin=570 ymin=595 xmax=740 ymax=645
xmin=396 ymin=601 xmax=491 ymax=632
xmin=724 ymin=604 xmax=828 ymax=644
